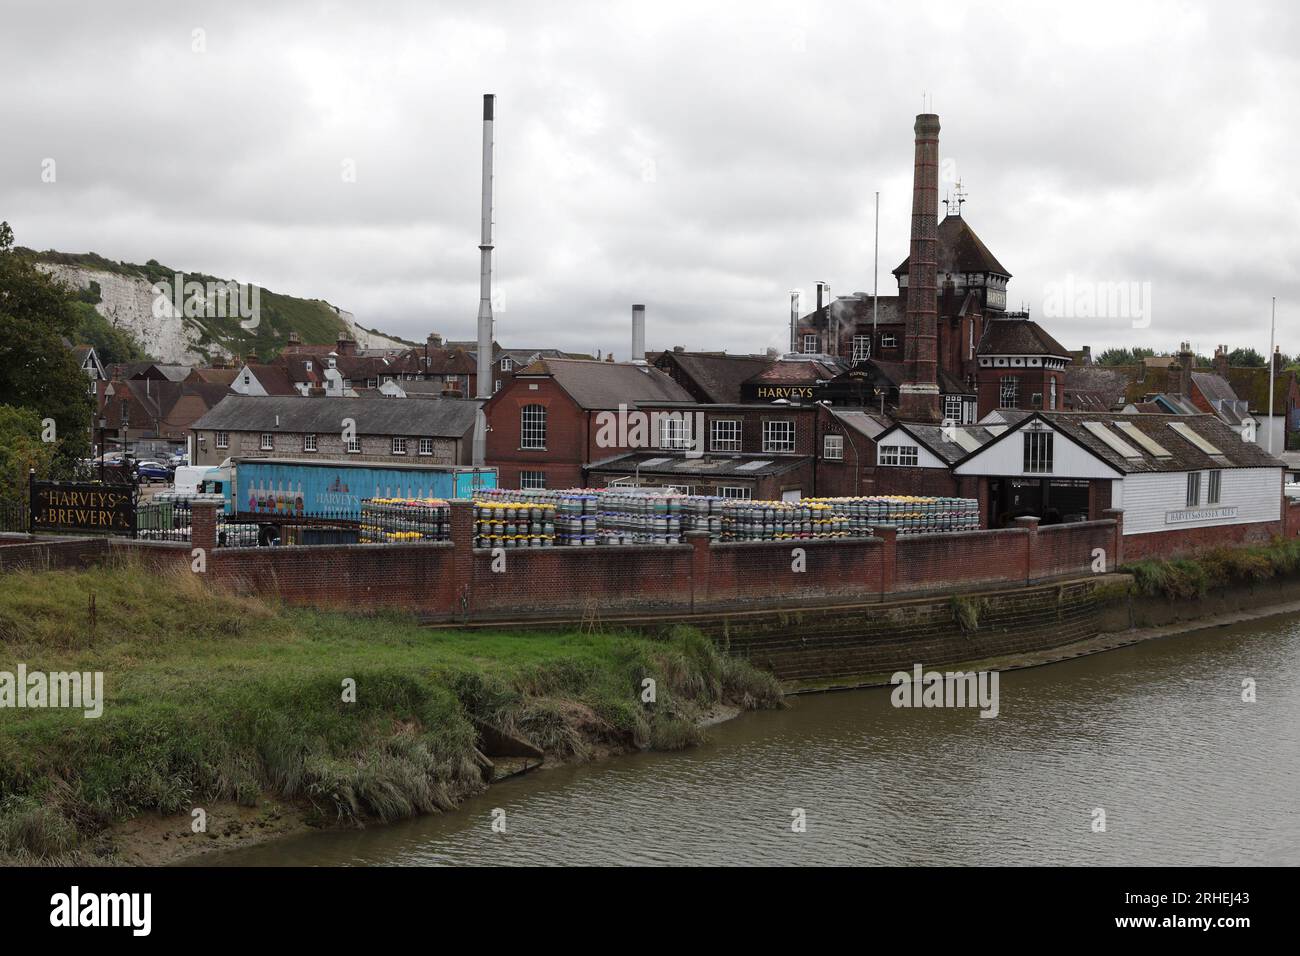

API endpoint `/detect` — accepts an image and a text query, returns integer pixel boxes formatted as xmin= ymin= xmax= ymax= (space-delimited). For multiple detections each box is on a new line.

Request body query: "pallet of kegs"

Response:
xmin=595 ymin=490 xmax=685 ymax=545
xmin=472 ymin=499 xmax=557 ymax=548
xmin=720 ymin=500 xmax=851 ymax=541
xmin=359 ymin=497 xmax=451 ymax=543
xmin=807 ymin=495 xmax=979 ymax=535
xmin=680 ymin=495 xmax=725 ymax=539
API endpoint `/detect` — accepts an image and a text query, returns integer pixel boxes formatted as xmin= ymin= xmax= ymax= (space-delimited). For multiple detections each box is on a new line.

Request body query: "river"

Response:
xmin=208 ymin=614 xmax=1300 ymax=866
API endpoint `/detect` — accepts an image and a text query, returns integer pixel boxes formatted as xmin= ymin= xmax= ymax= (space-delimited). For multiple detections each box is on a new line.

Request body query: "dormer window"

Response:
xmin=328 ymin=357 xmax=336 ymax=368
xmin=501 ymin=357 xmax=513 ymax=371
xmin=305 ymin=360 xmax=312 ymax=371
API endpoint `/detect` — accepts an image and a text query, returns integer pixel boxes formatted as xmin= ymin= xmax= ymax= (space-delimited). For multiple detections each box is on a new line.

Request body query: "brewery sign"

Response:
xmin=29 ymin=481 xmax=135 ymax=535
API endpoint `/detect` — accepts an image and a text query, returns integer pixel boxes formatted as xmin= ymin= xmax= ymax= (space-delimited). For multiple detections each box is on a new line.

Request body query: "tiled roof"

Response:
xmin=653 ymin=352 xmax=773 ymax=404
xmin=978 ymin=316 xmax=1071 ymax=358
xmin=519 ymin=359 xmax=693 ymax=410
xmin=193 ymin=394 xmax=482 ymax=438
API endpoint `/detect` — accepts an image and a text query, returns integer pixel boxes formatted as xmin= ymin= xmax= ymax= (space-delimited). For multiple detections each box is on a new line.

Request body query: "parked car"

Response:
xmin=168 ymin=450 xmax=189 ymax=467
xmin=135 ymin=460 xmax=174 ymax=484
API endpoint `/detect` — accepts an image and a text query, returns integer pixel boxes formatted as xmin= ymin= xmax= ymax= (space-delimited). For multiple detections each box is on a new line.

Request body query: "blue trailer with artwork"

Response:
xmin=204 ymin=457 xmax=497 ymax=522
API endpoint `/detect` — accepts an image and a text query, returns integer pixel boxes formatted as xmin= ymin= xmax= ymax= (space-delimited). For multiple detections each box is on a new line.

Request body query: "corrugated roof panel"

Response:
xmin=1082 ymin=421 xmax=1143 ymax=460
xmin=1167 ymin=420 xmax=1223 ymax=455
xmin=1112 ymin=420 xmax=1173 ymax=458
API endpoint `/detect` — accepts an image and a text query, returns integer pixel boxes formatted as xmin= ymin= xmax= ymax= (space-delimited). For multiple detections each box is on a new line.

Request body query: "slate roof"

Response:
xmin=193 ymin=395 xmax=482 ymax=438
xmin=827 ymin=408 xmax=893 ymax=440
xmin=652 ymin=351 xmax=773 ymax=403
xmin=893 ymin=214 xmax=1011 ymax=278
xmin=877 ymin=422 xmax=1001 ymax=465
xmin=958 ymin=412 xmax=1284 ymax=475
xmin=977 ymin=316 xmax=1071 ymax=358
xmin=515 ymin=358 xmax=693 ymax=409
xmin=803 ymin=295 xmax=907 ymax=332
xmin=244 ymin=364 xmax=300 ymax=395
xmin=746 ymin=357 xmax=843 ymax=385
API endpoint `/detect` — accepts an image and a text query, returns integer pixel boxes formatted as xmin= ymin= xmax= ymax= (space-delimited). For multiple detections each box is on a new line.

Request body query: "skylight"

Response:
xmin=1112 ymin=420 xmax=1172 ymax=458
xmin=1082 ymin=421 xmax=1142 ymax=460
xmin=1167 ymin=421 xmax=1223 ymax=456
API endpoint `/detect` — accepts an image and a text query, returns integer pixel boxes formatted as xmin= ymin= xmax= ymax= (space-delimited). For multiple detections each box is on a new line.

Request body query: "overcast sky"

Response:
xmin=3 ymin=0 xmax=1297 ymax=360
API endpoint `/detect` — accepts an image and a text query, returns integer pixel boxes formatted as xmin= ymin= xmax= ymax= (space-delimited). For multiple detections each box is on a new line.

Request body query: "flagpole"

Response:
xmin=873 ymin=190 xmax=880 ymax=339
xmin=1267 ymin=296 xmax=1276 ymax=454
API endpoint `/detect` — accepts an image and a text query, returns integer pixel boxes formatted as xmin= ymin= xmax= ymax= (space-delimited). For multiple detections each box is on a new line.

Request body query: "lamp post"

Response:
xmin=97 ymin=416 xmax=108 ymax=483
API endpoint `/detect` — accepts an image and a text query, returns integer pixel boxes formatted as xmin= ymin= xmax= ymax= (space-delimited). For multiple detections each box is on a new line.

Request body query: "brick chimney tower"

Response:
xmin=898 ymin=113 xmax=942 ymax=423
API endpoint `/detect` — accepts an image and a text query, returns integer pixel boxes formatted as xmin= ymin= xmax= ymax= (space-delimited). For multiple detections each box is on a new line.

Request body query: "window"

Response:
xmin=1207 ymin=469 xmax=1221 ymax=505
xmin=719 ymin=486 xmax=752 ymax=500
xmin=305 ymin=360 xmax=312 ymax=371
xmin=881 ymin=333 xmax=897 ymax=348
xmin=419 ymin=437 xmax=434 ymax=456
xmin=879 ymin=445 xmax=919 ymax=466
xmin=303 ymin=434 xmax=317 ymax=453
xmin=446 ymin=375 xmax=460 ymax=389
xmin=260 ymin=433 xmax=274 ymax=451
xmin=763 ymin=420 xmax=795 ymax=453
xmin=802 ymin=333 xmax=819 ymax=354
xmin=328 ymin=357 xmax=336 ymax=368
xmin=367 ymin=378 xmax=378 ymax=389
xmin=215 ymin=431 xmax=229 ymax=449
xmin=851 ymin=335 xmax=871 ymax=363
xmin=1023 ymin=431 xmax=1054 ymax=473
xmin=501 ymin=357 xmax=513 ymax=371
xmin=1049 ymin=378 xmax=1058 ymax=411
xmin=659 ymin=415 xmax=691 ymax=450
xmin=823 ymin=434 xmax=844 ymax=460
xmin=520 ymin=470 xmax=546 ymax=490
xmin=1000 ymin=375 xmax=1019 ymax=409
xmin=343 ymin=379 xmax=352 ymax=389
xmin=242 ymin=373 xmax=251 ymax=386
xmin=1031 ymin=392 xmax=1043 ymax=408
xmin=494 ymin=380 xmax=502 ymax=392
xmin=711 ymin=419 xmax=741 ymax=452
xmin=944 ymin=395 xmax=964 ymax=424
xmin=521 ymin=404 xmax=547 ymax=449
xmin=1186 ymin=472 xmax=1201 ymax=507
xmin=346 ymin=436 xmax=361 ymax=454
xmin=392 ymin=437 xmax=407 ymax=455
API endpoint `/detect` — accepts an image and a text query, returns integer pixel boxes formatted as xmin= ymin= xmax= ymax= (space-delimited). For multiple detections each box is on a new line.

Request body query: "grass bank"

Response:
xmin=0 ymin=562 xmax=781 ymax=864
xmin=1123 ymin=537 xmax=1300 ymax=601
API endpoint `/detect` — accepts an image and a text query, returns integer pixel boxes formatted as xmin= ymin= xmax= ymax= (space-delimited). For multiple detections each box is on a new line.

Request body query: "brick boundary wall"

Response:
xmin=0 ymin=535 xmax=110 ymax=573
xmin=162 ymin=500 xmax=1123 ymax=622
xmin=1123 ymin=517 xmax=1287 ymax=562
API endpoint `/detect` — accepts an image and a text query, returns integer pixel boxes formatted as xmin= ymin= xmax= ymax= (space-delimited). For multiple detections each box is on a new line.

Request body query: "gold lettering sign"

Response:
xmin=30 ymin=482 xmax=135 ymax=534
xmin=755 ymin=386 xmax=815 ymax=400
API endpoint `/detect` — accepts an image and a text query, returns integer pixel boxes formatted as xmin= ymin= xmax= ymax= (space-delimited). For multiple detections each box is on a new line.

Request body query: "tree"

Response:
xmin=1227 ymin=347 xmax=1266 ymax=367
xmin=0 ymin=221 xmax=92 ymax=491
xmin=0 ymin=404 xmax=55 ymax=508
xmin=1096 ymin=347 xmax=1157 ymax=366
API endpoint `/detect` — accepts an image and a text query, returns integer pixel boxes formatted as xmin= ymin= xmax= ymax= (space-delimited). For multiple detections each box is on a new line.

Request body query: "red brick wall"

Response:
xmin=1035 ymin=521 xmax=1116 ymax=577
xmin=704 ymin=538 xmax=885 ymax=605
xmin=1286 ymin=500 xmax=1300 ymax=539
xmin=1123 ymin=519 xmax=1284 ymax=562
xmin=0 ymin=536 xmax=110 ymax=572
xmin=894 ymin=529 xmax=1029 ymax=591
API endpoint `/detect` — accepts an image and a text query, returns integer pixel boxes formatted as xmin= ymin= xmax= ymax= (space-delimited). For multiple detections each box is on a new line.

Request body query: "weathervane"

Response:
xmin=952 ymin=179 xmax=967 ymax=216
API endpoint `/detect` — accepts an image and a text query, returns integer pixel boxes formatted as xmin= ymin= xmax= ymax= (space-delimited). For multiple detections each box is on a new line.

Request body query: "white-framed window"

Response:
xmin=521 ymin=404 xmax=547 ymax=449
xmin=944 ymin=395 xmax=964 ymax=423
xmin=521 ymin=470 xmax=546 ymax=490
xmin=328 ymin=357 xmax=336 ymax=368
xmin=762 ymin=420 xmax=795 ymax=453
xmin=392 ymin=437 xmax=407 ymax=455
xmin=823 ymin=434 xmax=844 ymax=460
xmin=343 ymin=379 xmax=352 ymax=389
xmin=215 ymin=431 xmax=229 ymax=449
xmin=879 ymin=444 xmax=919 ymax=466
xmin=1207 ymin=469 xmax=1221 ymax=505
xmin=501 ymin=357 xmax=513 ymax=371
xmin=367 ymin=378 xmax=378 ymax=389
xmin=658 ymin=415 xmax=691 ymax=450
xmin=305 ymin=360 xmax=313 ymax=371
xmin=346 ymin=436 xmax=361 ymax=454
xmin=1031 ymin=392 xmax=1043 ymax=408
xmin=242 ymin=373 xmax=251 ymax=386
xmin=1000 ymin=375 xmax=1019 ymax=409
xmin=881 ymin=333 xmax=897 ymax=348
xmin=802 ymin=333 xmax=819 ymax=354
xmin=260 ymin=433 xmax=274 ymax=451
xmin=1023 ymin=431 xmax=1054 ymax=474
xmin=851 ymin=335 xmax=871 ymax=363
xmin=711 ymin=419 xmax=741 ymax=452
xmin=1049 ymin=378 xmax=1058 ymax=411
xmin=446 ymin=375 xmax=460 ymax=389
xmin=494 ymin=380 xmax=502 ymax=392
xmin=719 ymin=486 xmax=752 ymax=499
xmin=1186 ymin=471 xmax=1201 ymax=507
xmin=303 ymin=434 xmax=317 ymax=453
xmin=419 ymin=437 xmax=434 ymax=456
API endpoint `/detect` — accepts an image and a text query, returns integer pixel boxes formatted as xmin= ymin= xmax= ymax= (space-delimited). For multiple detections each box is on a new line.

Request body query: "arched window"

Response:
xmin=521 ymin=404 xmax=547 ymax=449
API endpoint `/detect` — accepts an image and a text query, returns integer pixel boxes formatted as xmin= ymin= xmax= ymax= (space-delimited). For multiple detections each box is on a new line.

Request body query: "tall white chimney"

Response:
xmin=631 ymin=304 xmax=646 ymax=363
xmin=475 ymin=93 xmax=495 ymax=399
xmin=472 ymin=94 xmax=495 ymax=467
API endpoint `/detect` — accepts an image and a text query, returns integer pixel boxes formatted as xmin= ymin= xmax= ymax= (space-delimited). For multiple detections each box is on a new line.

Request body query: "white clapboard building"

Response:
xmin=951 ymin=411 xmax=1286 ymax=545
